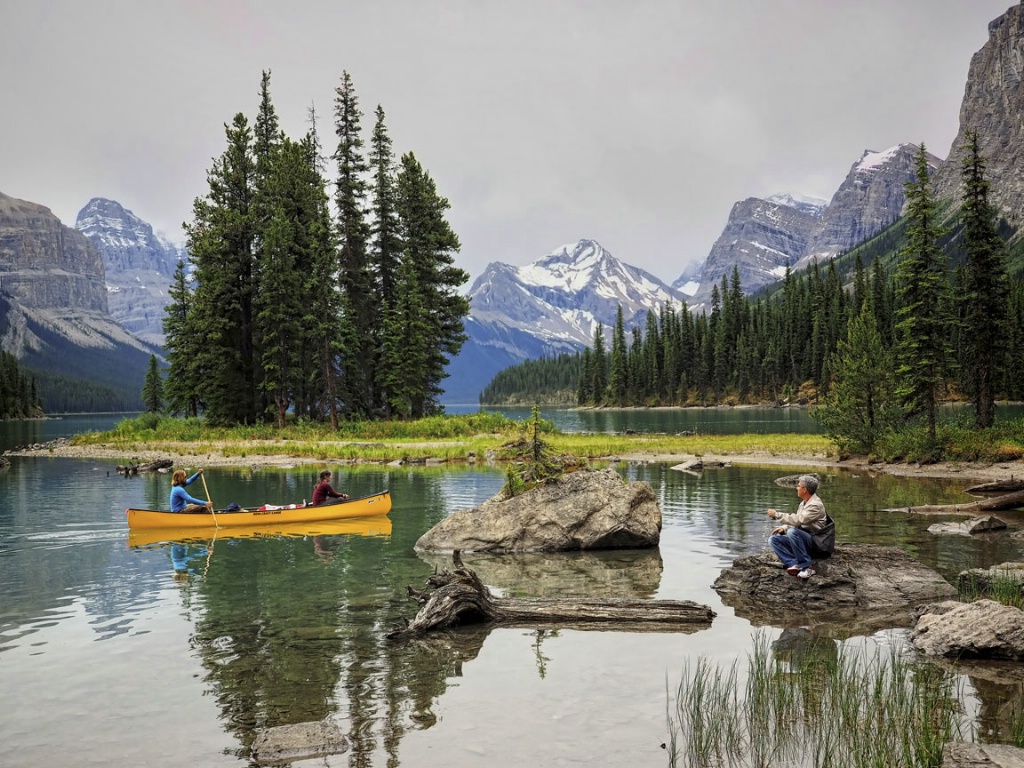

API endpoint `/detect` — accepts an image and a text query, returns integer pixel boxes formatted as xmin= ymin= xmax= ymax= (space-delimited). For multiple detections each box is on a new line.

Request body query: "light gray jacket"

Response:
xmin=777 ymin=494 xmax=827 ymax=532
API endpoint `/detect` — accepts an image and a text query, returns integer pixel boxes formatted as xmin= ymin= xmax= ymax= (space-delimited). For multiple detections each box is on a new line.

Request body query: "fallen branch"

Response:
xmin=882 ymin=489 xmax=1024 ymax=516
xmin=387 ymin=551 xmax=716 ymax=640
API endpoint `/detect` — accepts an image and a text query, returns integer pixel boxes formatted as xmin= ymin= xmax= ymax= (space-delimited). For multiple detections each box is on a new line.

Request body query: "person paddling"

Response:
xmin=311 ymin=470 xmax=349 ymax=506
xmin=170 ymin=468 xmax=213 ymax=513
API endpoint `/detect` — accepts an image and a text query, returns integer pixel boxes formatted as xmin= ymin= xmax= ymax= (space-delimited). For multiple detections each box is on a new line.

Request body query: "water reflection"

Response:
xmin=7 ymin=455 xmax=1024 ymax=766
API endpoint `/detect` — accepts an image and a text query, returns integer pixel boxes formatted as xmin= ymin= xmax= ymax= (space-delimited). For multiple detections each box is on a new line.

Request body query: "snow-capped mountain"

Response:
xmin=76 ymin=197 xmax=183 ymax=348
xmin=444 ymin=239 xmax=687 ymax=402
xmin=675 ymin=143 xmax=936 ymax=309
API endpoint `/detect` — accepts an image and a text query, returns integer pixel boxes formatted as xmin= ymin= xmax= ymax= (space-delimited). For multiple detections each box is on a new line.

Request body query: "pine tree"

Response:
xmin=591 ymin=324 xmax=607 ymax=403
xmin=185 ymin=112 xmax=258 ymax=425
xmin=958 ymin=129 xmax=1010 ymax=428
xmin=815 ymin=304 xmax=898 ymax=455
xmin=333 ymin=71 xmax=375 ymax=418
xmin=162 ymin=258 xmax=202 ymax=418
xmin=141 ymin=354 xmax=164 ymax=413
xmin=393 ymin=151 xmax=470 ymax=417
xmin=894 ymin=143 xmax=952 ymax=444
xmin=609 ymin=305 xmax=629 ymax=406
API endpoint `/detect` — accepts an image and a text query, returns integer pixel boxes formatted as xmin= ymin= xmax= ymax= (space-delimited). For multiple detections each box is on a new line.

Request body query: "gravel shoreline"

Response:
xmin=8 ymin=439 xmax=1024 ymax=483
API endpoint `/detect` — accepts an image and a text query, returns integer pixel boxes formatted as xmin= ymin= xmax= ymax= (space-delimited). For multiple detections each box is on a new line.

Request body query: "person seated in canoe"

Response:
xmin=311 ymin=470 xmax=349 ymax=506
xmin=170 ymin=468 xmax=213 ymax=514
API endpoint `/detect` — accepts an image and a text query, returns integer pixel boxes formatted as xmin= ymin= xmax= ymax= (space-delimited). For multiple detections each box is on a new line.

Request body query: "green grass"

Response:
xmin=667 ymin=632 xmax=968 ymax=768
xmin=70 ymin=413 xmax=835 ymax=464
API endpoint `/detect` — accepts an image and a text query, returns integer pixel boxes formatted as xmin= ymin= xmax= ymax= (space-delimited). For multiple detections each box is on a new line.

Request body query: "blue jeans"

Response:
xmin=770 ymin=527 xmax=814 ymax=570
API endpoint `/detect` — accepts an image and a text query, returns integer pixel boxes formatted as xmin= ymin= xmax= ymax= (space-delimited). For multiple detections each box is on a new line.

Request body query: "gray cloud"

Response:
xmin=1 ymin=0 xmax=1013 ymax=286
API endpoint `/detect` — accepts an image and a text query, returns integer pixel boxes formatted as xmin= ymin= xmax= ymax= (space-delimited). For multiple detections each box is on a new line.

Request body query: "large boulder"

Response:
xmin=713 ymin=543 xmax=957 ymax=631
xmin=911 ymin=599 xmax=1024 ymax=660
xmin=414 ymin=467 xmax=661 ymax=553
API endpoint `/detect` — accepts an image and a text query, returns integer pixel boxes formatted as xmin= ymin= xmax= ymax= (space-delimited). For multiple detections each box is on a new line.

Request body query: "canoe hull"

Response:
xmin=127 ymin=516 xmax=393 ymax=548
xmin=126 ymin=490 xmax=391 ymax=529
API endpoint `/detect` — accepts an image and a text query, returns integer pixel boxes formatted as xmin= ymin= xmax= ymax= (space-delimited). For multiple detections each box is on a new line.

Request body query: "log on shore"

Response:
xmin=387 ymin=551 xmax=716 ymax=640
xmin=882 ymin=489 xmax=1024 ymax=516
xmin=116 ymin=458 xmax=174 ymax=476
xmin=964 ymin=479 xmax=1024 ymax=495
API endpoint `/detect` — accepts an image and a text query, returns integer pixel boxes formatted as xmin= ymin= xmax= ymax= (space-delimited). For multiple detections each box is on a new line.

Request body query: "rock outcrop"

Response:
xmin=912 ymin=599 xmax=1024 ymax=660
xmin=713 ymin=543 xmax=957 ymax=630
xmin=0 ymin=191 xmax=108 ymax=317
xmin=76 ymin=197 xmax=181 ymax=348
xmin=928 ymin=515 xmax=1008 ymax=536
xmin=414 ymin=467 xmax=661 ymax=553
xmin=942 ymin=743 xmax=1024 ymax=768
xmin=930 ymin=2 xmax=1024 ymax=236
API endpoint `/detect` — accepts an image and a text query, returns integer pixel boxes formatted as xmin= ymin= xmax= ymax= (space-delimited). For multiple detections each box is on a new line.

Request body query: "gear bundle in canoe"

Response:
xmin=125 ymin=490 xmax=391 ymax=529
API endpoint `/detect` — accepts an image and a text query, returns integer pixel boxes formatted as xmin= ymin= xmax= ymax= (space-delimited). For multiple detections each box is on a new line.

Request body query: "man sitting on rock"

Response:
xmin=766 ymin=474 xmax=827 ymax=580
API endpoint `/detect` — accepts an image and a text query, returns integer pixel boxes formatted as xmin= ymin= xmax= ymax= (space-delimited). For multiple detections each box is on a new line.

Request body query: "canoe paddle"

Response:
xmin=200 ymin=470 xmax=220 ymax=528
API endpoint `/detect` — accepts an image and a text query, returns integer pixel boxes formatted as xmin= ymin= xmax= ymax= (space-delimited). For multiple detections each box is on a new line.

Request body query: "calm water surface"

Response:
xmin=2 ymin=412 xmax=1023 ymax=766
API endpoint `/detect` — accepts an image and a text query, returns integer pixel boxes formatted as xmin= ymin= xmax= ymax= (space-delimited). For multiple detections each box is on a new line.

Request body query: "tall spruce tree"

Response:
xmin=391 ymin=151 xmax=470 ymax=417
xmin=333 ymin=71 xmax=375 ymax=418
xmin=184 ymin=112 xmax=257 ymax=425
xmin=609 ymin=305 xmax=629 ymax=406
xmin=815 ymin=304 xmax=897 ymax=455
xmin=141 ymin=354 xmax=164 ymax=413
xmin=894 ymin=143 xmax=952 ymax=443
xmin=958 ymin=129 xmax=1010 ymax=428
xmin=300 ymin=113 xmax=343 ymax=428
xmin=162 ymin=258 xmax=202 ymax=418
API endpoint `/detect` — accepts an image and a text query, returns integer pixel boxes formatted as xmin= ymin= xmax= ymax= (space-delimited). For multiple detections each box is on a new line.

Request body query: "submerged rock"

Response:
xmin=927 ymin=515 xmax=1008 ymax=536
xmin=942 ymin=743 xmax=1024 ymax=768
xmin=414 ymin=467 xmax=661 ymax=553
xmin=251 ymin=720 xmax=347 ymax=765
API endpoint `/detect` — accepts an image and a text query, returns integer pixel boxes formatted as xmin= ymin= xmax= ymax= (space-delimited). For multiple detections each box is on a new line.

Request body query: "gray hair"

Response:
xmin=798 ymin=475 xmax=819 ymax=494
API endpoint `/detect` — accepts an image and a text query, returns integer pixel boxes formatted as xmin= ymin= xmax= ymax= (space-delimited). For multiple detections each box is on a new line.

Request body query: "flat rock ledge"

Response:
xmin=414 ymin=467 xmax=661 ymax=553
xmin=713 ymin=543 xmax=957 ymax=628
xmin=942 ymin=742 xmax=1024 ymax=767
xmin=251 ymin=720 xmax=347 ymax=765
xmin=911 ymin=599 xmax=1024 ymax=660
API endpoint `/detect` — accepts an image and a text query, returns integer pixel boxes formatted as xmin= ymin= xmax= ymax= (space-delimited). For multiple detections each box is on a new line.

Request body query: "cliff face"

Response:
xmin=797 ymin=144 xmax=941 ymax=270
xmin=0 ymin=192 xmax=108 ymax=314
xmin=931 ymin=2 xmax=1024 ymax=230
xmin=76 ymin=197 xmax=180 ymax=348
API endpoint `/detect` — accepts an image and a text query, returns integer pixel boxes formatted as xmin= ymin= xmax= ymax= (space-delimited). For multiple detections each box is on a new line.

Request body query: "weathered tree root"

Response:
xmin=387 ymin=551 xmax=716 ymax=640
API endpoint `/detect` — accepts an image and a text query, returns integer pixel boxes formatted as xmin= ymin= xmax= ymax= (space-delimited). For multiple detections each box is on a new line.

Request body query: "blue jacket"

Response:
xmin=170 ymin=472 xmax=206 ymax=512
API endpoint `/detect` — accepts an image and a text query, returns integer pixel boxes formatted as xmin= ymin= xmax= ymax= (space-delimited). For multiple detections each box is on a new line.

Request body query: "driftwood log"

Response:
xmin=964 ymin=479 xmax=1024 ymax=495
xmin=116 ymin=458 xmax=173 ymax=476
xmin=882 ymin=489 xmax=1024 ymax=516
xmin=387 ymin=551 xmax=716 ymax=640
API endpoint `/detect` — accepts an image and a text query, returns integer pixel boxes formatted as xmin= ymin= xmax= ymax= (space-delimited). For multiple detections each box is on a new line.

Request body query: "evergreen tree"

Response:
xmin=609 ymin=305 xmax=629 ymax=406
xmin=392 ymin=151 xmax=470 ymax=417
xmin=141 ymin=354 xmax=164 ymax=413
xmin=591 ymin=324 xmax=607 ymax=403
xmin=333 ymin=70 xmax=375 ymax=418
xmin=894 ymin=143 xmax=952 ymax=443
xmin=814 ymin=304 xmax=898 ymax=455
xmin=958 ymin=129 xmax=1010 ymax=428
xmin=185 ymin=112 xmax=258 ymax=425
xmin=162 ymin=258 xmax=202 ymax=418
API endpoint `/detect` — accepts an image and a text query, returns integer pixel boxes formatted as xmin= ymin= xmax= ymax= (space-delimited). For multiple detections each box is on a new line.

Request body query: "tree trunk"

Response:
xmin=883 ymin=489 xmax=1024 ymax=516
xmin=387 ymin=552 xmax=716 ymax=640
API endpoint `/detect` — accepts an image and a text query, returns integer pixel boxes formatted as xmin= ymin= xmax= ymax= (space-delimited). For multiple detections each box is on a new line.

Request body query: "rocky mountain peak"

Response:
xmin=75 ymin=197 xmax=183 ymax=348
xmin=929 ymin=2 xmax=1024 ymax=231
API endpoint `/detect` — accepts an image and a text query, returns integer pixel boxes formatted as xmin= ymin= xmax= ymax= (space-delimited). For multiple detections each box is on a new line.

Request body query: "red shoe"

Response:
xmin=786 ymin=566 xmax=800 ymax=575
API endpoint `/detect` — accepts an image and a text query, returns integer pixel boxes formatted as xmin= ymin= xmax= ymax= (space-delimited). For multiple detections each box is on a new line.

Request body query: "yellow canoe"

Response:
xmin=125 ymin=490 xmax=391 ymax=529
xmin=127 ymin=515 xmax=393 ymax=548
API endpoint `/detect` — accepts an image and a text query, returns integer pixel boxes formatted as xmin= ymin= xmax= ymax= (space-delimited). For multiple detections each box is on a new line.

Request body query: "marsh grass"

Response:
xmin=958 ymin=571 xmax=1024 ymax=611
xmin=70 ymin=413 xmax=834 ymax=464
xmin=667 ymin=633 xmax=968 ymax=768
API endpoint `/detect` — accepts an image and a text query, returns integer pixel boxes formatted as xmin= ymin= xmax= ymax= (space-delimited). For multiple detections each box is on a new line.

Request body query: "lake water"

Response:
xmin=2 ymin=411 xmax=1023 ymax=766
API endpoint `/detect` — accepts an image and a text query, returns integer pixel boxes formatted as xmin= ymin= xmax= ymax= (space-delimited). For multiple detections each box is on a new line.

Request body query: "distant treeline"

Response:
xmin=0 ymin=351 xmax=42 ymax=419
xmin=479 ymin=353 xmax=582 ymax=404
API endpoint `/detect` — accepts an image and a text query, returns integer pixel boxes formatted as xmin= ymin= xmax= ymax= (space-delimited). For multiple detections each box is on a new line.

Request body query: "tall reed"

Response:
xmin=666 ymin=632 xmax=968 ymax=768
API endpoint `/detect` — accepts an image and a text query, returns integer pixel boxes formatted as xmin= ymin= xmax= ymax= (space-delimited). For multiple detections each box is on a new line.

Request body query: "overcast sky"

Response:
xmin=1 ymin=1 xmax=1015 ymax=287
